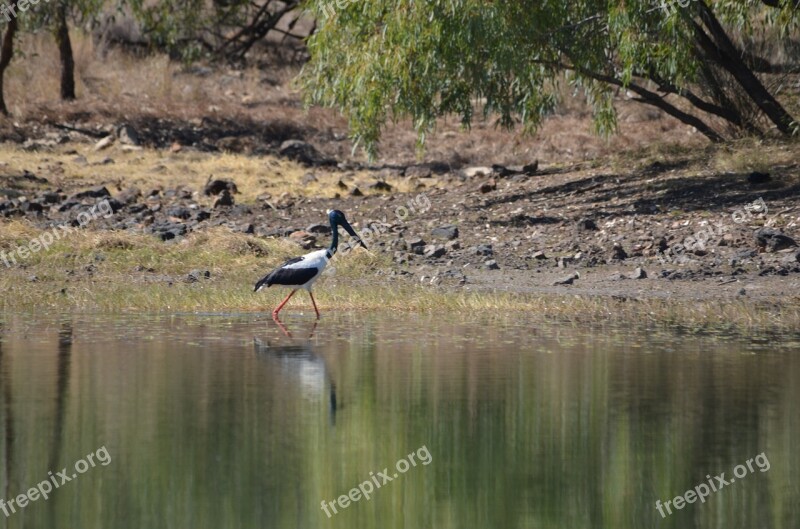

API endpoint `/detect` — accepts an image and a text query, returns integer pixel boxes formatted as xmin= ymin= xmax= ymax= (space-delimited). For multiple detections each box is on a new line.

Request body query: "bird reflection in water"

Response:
xmin=253 ymin=324 xmax=338 ymax=425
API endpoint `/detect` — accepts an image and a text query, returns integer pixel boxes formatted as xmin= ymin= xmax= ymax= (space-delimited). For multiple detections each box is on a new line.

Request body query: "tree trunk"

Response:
xmin=55 ymin=1 xmax=75 ymax=101
xmin=0 ymin=2 xmax=18 ymax=116
xmin=695 ymin=3 xmax=796 ymax=135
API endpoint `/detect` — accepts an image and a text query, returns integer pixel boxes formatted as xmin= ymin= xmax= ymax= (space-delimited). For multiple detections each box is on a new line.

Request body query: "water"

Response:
xmin=0 ymin=313 xmax=798 ymax=529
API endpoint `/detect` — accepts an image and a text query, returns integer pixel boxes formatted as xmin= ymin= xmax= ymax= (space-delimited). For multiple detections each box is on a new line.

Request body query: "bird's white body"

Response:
xmin=254 ymin=248 xmax=332 ymax=293
xmin=280 ymin=249 xmax=330 ymax=289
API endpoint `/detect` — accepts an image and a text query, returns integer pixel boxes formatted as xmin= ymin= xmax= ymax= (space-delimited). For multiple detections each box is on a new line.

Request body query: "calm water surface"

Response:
xmin=0 ymin=313 xmax=798 ymax=529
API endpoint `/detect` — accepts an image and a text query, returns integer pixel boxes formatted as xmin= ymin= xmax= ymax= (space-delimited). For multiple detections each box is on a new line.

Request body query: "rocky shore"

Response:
xmin=2 ymin=135 xmax=799 ymax=304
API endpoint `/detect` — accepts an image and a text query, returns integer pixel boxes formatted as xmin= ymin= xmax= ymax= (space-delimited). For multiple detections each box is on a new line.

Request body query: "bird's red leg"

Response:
xmin=273 ymin=289 xmax=297 ymax=318
xmin=308 ymin=291 xmax=321 ymax=319
xmin=307 ymin=320 xmax=318 ymax=339
xmin=271 ymin=314 xmax=292 ymax=338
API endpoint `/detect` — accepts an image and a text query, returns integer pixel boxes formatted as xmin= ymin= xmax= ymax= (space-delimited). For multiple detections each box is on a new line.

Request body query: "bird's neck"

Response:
xmin=328 ymin=222 xmax=338 ymax=255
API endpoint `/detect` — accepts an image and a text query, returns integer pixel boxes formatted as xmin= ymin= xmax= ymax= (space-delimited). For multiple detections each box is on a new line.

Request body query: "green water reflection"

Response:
xmin=0 ymin=314 xmax=798 ymax=529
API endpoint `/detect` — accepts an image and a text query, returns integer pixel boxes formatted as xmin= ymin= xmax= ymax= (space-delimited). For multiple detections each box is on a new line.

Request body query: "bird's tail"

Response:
xmin=254 ymin=275 xmax=272 ymax=292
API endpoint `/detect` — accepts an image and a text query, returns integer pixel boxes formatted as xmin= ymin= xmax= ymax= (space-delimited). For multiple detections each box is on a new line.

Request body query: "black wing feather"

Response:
xmin=254 ymin=256 xmax=318 ymax=291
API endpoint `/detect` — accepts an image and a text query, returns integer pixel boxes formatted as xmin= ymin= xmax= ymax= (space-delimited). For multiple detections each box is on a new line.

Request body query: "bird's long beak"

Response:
xmin=341 ymin=220 xmax=367 ymax=249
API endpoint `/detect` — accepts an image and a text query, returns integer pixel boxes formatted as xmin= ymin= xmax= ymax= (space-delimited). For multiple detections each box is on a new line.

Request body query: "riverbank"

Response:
xmin=1 ymin=139 xmax=799 ymax=332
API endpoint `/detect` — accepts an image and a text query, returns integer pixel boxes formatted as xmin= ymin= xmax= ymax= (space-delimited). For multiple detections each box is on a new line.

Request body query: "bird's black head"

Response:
xmin=328 ymin=209 xmax=347 ymax=224
xmin=327 ymin=209 xmax=367 ymax=249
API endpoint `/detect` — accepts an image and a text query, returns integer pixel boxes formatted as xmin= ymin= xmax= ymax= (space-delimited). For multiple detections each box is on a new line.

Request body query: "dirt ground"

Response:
xmin=1 ymin=139 xmax=799 ymax=306
xmin=1 ymin=59 xmax=799 ymax=307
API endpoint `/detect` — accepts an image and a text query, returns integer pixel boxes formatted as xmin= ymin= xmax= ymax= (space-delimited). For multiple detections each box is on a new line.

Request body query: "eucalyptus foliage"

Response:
xmin=301 ymin=0 xmax=800 ymax=157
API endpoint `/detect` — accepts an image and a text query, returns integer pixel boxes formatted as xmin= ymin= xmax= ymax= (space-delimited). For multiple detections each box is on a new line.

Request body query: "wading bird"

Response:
xmin=254 ymin=209 xmax=366 ymax=319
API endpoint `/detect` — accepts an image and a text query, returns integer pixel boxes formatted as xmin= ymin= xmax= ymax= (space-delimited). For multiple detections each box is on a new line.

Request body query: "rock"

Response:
xmin=40 ymin=191 xmax=62 ymax=204
xmin=21 ymin=201 xmax=44 ymax=213
xmin=216 ymin=136 xmax=252 ymax=153
xmin=307 ymin=223 xmax=332 ymax=235
xmin=194 ymin=210 xmax=212 ymax=222
xmin=408 ymin=238 xmax=427 ymax=254
xmin=237 ymin=223 xmax=255 ymax=234
xmin=432 ymin=225 xmax=459 ymax=240
xmin=371 ymin=181 xmax=393 ymax=192
xmin=484 ymin=259 xmax=500 ymax=270
xmin=151 ymin=222 xmax=187 ymax=241
xmin=463 ymin=166 xmax=493 ymax=178
xmin=554 ymin=272 xmax=580 ymax=285
xmin=522 ymin=161 xmax=539 ymax=175
xmin=491 ymin=164 xmax=514 ymax=177
xmin=117 ymin=187 xmax=142 ymax=204
xmin=781 ymin=249 xmax=800 ymax=264
xmin=289 ymin=231 xmax=316 ymax=250
xmin=557 ymin=256 xmax=575 ymax=268
xmin=301 ymin=173 xmax=318 ymax=185
xmin=72 ymin=186 xmax=111 ymax=200
xmin=230 ymin=204 xmax=252 ymax=216
xmin=213 ymin=190 xmax=234 ymax=208
xmin=423 ymin=244 xmax=446 ymax=259
xmin=479 ymin=179 xmax=497 ymax=193
xmin=445 ymin=240 xmax=461 ymax=252
xmin=475 ymin=244 xmax=494 ymax=256
xmin=532 ymin=250 xmax=547 ymax=260
xmin=391 ymin=238 xmax=409 ymax=252
xmin=117 ymin=124 xmax=140 ymax=146
xmin=610 ymin=243 xmax=628 ymax=260
xmin=57 ymin=200 xmax=80 ymax=212
xmin=22 ymin=140 xmax=53 ymax=152
xmin=405 ymin=164 xmax=433 ymax=179
xmin=2 ymin=207 xmax=23 ymax=218
xmin=279 ymin=140 xmax=334 ymax=166
xmin=754 ymin=227 xmax=797 ymax=252
xmin=350 ymin=187 xmax=364 ymax=197
xmin=747 ymin=171 xmax=771 ymax=185
xmin=631 ymin=267 xmax=647 ymax=279
xmin=94 ymin=135 xmax=114 ymax=151
xmin=204 ymin=178 xmax=238 ymax=196
xmin=187 ymin=270 xmax=211 ymax=283
xmin=577 ymin=218 xmax=598 ymax=231
xmin=441 ymin=269 xmax=467 ymax=283
xmin=167 ymin=206 xmax=192 ymax=220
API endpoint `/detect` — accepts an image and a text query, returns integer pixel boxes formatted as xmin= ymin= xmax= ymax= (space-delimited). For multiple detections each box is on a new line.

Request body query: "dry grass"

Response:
xmin=0 ymin=144 xmax=419 ymax=202
xmin=2 ymin=32 xmax=705 ymax=168
xmin=606 ymin=136 xmax=800 ymax=177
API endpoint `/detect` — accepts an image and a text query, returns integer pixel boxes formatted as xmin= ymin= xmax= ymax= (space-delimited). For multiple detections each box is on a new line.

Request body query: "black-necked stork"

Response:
xmin=254 ymin=209 xmax=366 ymax=319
